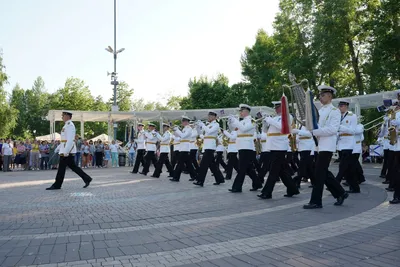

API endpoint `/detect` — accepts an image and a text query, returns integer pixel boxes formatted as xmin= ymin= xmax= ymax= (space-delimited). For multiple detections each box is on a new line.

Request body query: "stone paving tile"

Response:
xmin=1 ymin=165 xmax=400 ymax=267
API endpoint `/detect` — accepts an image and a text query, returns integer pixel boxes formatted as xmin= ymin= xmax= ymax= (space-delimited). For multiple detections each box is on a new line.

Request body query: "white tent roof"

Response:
xmin=36 ymin=133 xmax=61 ymax=141
xmin=46 ymin=106 xmax=275 ymax=123
xmin=90 ymin=134 xmax=122 ymax=143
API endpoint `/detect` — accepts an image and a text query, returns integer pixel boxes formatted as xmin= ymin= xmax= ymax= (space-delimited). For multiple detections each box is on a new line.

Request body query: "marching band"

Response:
xmin=121 ymin=87 xmax=400 ymax=207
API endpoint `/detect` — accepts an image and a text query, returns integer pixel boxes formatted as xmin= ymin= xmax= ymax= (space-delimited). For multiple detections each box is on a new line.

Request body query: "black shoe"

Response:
xmin=382 ymin=180 xmax=390 ymax=184
xmin=257 ymin=193 xmax=271 ymax=199
xmin=169 ymin=178 xmax=179 ymax=182
xmin=284 ymin=190 xmax=300 ymax=197
xmin=151 ymin=175 xmax=159 ymax=178
xmin=379 ymin=175 xmax=386 ymax=179
xmin=386 ymin=187 xmax=395 ymax=192
xmin=389 ymin=198 xmax=400 ymax=204
xmin=308 ymin=185 xmax=313 ymax=188
xmin=303 ymin=203 xmax=323 ymax=209
xmin=346 ymin=189 xmax=360 ymax=193
xmin=334 ymin=192 xmax=349 ymax=206
xmin=342 ymin=182 xmax=349 ymax=186
xmin=83 ymin=178 xmax=92 ymax=188
xmin=131 ymin=171 xmax=137 ymax=174
xmin=139 ymin=172 xmax=147 ymax=176
xmin=213 ymin=182 xmax=221 ymax=185
xmin=46 ymin=185 xmax=61 ymax=190
xmin=167 ymin=175 xmax=173 ymax=178
xmin=193 ymin=182 xmax=203 ymax=187
xmin=188 ymin=178 xmax=195 ymax=181
xmin=249 ymin=187 xmax=261 ymax=191
xmin=225 ymin=178 xmax=231 ymax=180
xmin=228 ymin=189 xmax=242 ymax=193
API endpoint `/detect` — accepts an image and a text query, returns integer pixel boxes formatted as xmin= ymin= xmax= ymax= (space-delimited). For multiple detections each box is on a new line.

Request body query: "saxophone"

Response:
xmin=388 ymin=108 xmax=397 ymax=145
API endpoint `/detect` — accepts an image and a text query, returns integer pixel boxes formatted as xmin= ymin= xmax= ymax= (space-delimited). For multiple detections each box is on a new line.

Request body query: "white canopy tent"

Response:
xmin=36 ymin=132 xmax=61 ymax=141
xmin=46 ymin=106 xmax=275 ymax=140
xmin=90 ymin=134 xmax=122 ymax=144
xmin=46 ymin=91 xmax=398 ymax=140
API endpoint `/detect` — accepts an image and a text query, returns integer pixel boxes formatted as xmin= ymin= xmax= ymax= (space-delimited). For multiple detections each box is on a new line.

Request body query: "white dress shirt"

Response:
xmin=229 ymin=115 xmax=256 ymax=151
xmin=223 ymin=130 xmax=238 ymax=153
xmin=144 ymin=130 xmax=159 ymax=152
xmin=353 ymin=124 xmax=364 ymax=154
xmin=189 ymin=128 xmax=198 ymax=150
xmin=337 ymin=111 xmax=357 ymax=151
xmin=295 ymin=125 xmax=314 ymax=152
xmin=312 ymin=103 xmax=341 ymax=152
xmin=135 ymin=130 xmax=146 ymax=150
xmin=159 ymin=131 xmax=171 ymax=153
xmin=264 ymin=115 xmax=292 ymax=151
xmin=198 ymin=120 xmax=219 ymax=150
xmin=174 ymin=125 xmax=192 ymax=152
xmin=59 ymin=119 xmax=77 ymax=155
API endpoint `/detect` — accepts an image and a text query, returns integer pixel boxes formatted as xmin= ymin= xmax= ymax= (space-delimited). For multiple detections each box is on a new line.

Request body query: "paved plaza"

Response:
xmin=0 ymin=163 xmax=399 ymax=267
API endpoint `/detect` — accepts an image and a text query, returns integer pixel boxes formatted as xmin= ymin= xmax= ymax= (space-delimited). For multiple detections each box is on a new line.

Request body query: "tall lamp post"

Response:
xmin=105 ymin=0 xmax=125 ymax=141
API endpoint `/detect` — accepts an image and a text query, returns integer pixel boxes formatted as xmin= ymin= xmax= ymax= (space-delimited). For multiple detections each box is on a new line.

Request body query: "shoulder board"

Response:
xmin=347 ymin=112 xmax=354 ymax=116
xmin=67 ymin=122 xmax=71 ymax=125
xmin=332 ymin=108 xmax=338 ymax=110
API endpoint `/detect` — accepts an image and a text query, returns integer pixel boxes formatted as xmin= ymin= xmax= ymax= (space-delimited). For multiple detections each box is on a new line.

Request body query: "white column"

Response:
xmin=159 ymin=118 xmax=163 ymax=134
xmin=80 ymin=121 xmax=84 ymax=139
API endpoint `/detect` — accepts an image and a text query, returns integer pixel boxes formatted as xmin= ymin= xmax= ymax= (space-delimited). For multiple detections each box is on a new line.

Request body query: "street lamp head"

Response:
xmin=116 ymin=48 xmax=125 ymax=54
xmin=105 ymin=46 xmax=113 ymax=53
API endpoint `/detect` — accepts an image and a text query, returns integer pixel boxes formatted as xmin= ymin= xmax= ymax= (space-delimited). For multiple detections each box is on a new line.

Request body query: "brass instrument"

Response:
xmin=222 ymin=135 xmax=229 ymax=147
xmin=288 ymin=120 xmax=297 ymax=151
xmin=196 ymin=136 xmax=203 ymax=149
xmin=388 ymin=108 xmax=398 ymax=145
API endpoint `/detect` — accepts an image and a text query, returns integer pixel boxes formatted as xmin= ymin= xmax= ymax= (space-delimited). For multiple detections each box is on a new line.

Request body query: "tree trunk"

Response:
xmin=347 ymin=40 xmax=364 ymax=95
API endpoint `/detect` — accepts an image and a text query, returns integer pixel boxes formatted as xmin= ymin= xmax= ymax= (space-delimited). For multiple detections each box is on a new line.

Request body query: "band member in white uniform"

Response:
xmin=304 ymin=85 xmax=348 ymax=209
xmin=171 ymin=132 xmax=180 ymax=171
xmin=223 ymin=125 xmax=239 ymax=180
xmin=46 ymin=111 xmax=92 ymax=190
xmin=389 ymin=102 xmax=400 ymax=204
xmin=170 ymin=116 xmax=197 ymax=182
xmin=351 ymin=120 xmax=365 ymax=185
xmin=292 ymin=123 xmax=315 ymax=188
xmin=152 ymin=123 xmax=174 ymax=178
xmin=257 ymin=122 xmax=271 ymax=183
xmin=258 ymin=101 xmax=299 ymax=199
xmin=189 ymin=121 xmax=200 ymax=172
xmin=335 ymin=100 xmax=360 ymax=193
xmin=379 ymin=112 xmax=390 ymax=179
xmin=194 ymin=111 xmax=225 ymax=187
xmin=215 ymin=134 xmax=227 ymax=172
xmin=229 ymin=104 xmax=263 ymax=192
xmin=132 ymin=123 xmax=146 ymax=173
xmin=140 ymin=123 xmax=159 ymax=175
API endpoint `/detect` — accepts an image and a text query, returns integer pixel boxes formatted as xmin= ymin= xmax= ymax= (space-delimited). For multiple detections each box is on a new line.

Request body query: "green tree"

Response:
xmin=9 ymin=83 xmax=28 ymax=138
xmin=240 ymin=30 xmax=281 ymax=105
xmin=0 ymin=52 xmax=18 ymax=138
xmin=25 ymin=76 xmax=51 ymax=135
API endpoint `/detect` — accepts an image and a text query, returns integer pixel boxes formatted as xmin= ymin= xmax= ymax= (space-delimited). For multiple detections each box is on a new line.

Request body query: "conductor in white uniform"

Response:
xmin=46 ymin=111 xmax=92 ymax=190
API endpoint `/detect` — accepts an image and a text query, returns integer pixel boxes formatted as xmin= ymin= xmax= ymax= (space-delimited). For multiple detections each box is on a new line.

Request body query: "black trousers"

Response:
xmin=310 ymin=152 xmax=346 ymax=205
xmin=286 ymin=152 xmax=298 ymax=175
xmin=393 ymin=152 xmax=400 ymax=199
xmin=196 ymin=149 xmax=224 ymax=184
xmin=141 ymin=151 xmax=157 ymax=174
xmin=215 ymin=152 xmax=227 ymax=172
xmin=381 ymin=149 xmax=389 ymax=177
xmin=261 ymin=151 xmax=298 ymax=196
xmin=95 ymin=152 xmax=103 ymax=167
xmin=173 ymin=151 xmax=197 ymax=180
xmin=352 ymin=153 xmax=365 ymax=183
xmin=190 ymin=149 xmax=200 ymax=171
xmin=258 ymin=152 xmax=271 ymax=182
xmin=293 ymin=150 xmax=315 ymax=186
xmin=225 ymin=152 xmax=239 ymax=180
xmin=386 ymin=150 xmax=396 ymax=188
xmin=336 ymin=149 xmax=354 ymax=182
xmin=53 ymin=155 xmax=92 ymax=188
xmin=132 ymin=149 xmax=145 ymax=173
xmin=232 ymin=150 xmax=262 ymax=191
xmin=152 ymin=153 xmax=173 ymax=177
xmin=171 ymin=151 xmax=179 ymax=169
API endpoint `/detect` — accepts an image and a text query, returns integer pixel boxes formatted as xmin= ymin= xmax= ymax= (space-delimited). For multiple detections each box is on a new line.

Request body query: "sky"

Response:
xmin=1 ymin=0 xmax=280 ymax=104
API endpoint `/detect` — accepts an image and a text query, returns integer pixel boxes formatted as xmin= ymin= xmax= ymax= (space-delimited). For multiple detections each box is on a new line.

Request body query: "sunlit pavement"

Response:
xmin=0 ymin=163 xmax=399 ymax=267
